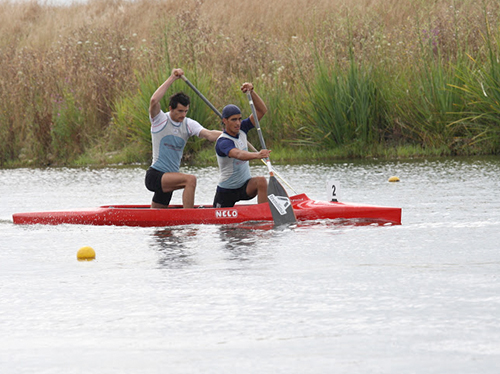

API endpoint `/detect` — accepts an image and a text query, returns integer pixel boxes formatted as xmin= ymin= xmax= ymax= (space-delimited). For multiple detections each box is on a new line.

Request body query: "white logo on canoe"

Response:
xmin=215 ymin=210 xmax=238 ymax=218
xmin=268 ymin=194 xmax=291 ymax=216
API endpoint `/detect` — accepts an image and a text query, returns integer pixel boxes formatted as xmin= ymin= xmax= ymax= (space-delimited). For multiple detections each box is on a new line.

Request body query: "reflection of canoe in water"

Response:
xmin=12 ymin=193 xmax=402 ymax=227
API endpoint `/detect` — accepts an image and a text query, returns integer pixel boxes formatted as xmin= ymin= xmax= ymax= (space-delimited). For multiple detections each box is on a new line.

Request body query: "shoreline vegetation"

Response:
xmin=1 ymin=0 xmax=499 ymax=168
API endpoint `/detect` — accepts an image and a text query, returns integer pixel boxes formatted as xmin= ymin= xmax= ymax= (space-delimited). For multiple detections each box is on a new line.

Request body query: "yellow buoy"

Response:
xmin=388 ymin=176 xmax=400 ymax=182
xmin=77 ymin=246 xmax=96 ymax=261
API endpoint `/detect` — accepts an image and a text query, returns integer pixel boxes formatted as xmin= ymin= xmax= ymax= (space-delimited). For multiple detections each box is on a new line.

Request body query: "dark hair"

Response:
xmin=169 ymin=92 xmax=190 ymax=109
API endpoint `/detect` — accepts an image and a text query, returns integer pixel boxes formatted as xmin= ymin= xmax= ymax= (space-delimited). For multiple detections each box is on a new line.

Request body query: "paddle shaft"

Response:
xmin=180 ymin=75 xmax=222 ymax=118
xmin=246 ymin=141 xmax=297 ymax=194
xmin=245 ymin=91 xmax=271 ymax=171
xmin=246 ymin=92 xmax=267 ymax=149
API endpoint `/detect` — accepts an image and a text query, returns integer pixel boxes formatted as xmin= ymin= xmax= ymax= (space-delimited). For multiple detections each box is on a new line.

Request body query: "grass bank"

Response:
xmin=1 ymin=0 xmax=499 ymax=167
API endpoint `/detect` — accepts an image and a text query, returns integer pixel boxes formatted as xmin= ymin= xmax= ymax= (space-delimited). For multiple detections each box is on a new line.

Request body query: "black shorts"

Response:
xmin=213 ymin=179 xmax=253 ymax=208
xmin=145 ymin=167 xmax=173 ymax=206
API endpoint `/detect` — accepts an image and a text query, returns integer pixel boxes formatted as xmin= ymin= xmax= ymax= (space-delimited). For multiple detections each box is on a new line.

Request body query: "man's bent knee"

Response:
xmin=256 ymin=176 xmax=267 ymax=189
xmin=186 ymin=174 xmax=197 ymax=188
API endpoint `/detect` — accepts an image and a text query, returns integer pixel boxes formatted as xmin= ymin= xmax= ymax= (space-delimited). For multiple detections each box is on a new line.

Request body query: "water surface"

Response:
xmin=1 ymin=157 xmax=499 ymax=373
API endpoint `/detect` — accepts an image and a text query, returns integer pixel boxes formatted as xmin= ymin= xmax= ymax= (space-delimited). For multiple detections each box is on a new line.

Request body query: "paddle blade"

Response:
xmin=267 ymin=176 xmax=297 ymax=225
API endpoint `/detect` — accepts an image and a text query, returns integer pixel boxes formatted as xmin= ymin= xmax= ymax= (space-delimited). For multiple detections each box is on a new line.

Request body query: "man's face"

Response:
xmin=169 ymin=104 xmax=189 ymax=123
xmin=223 ymin=114 xmax=242 ymax=137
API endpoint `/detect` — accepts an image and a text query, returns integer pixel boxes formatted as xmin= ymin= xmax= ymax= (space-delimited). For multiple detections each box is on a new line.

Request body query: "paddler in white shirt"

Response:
xmin=145 ymin=68 xmax=222 ymax=209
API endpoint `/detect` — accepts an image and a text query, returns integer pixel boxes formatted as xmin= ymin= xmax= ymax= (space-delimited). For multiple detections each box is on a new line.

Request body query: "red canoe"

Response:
xmin=12 ymin=193 xmax=402 ymax=227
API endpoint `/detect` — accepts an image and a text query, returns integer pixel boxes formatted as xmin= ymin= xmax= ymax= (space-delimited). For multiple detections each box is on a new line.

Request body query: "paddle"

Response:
xmin=180 ymin=75 xmax=297 ymax=195
xmin=245 ymin=141 xmax=297 ymax=195
xmin=180 ymin=75 xmax=223 ymax=118
xmin=245 ymin=91 xmax=296 ymax=225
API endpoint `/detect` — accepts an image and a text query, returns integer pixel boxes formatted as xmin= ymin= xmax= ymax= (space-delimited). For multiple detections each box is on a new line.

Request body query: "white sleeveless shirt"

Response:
xmin=216 ymin=131 xmax=252 ymax=189
xmin=150 ymin=110 xmax=204 ymax=173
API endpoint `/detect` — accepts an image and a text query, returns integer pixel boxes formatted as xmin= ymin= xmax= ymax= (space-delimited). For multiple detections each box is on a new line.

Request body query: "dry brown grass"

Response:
xmin=2 ymin=0 xmax=495 ymax=79
xmin=1 ymin=0 xmax=499 ymax=164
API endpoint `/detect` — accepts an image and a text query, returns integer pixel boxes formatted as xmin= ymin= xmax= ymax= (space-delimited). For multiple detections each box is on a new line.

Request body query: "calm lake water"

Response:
xmin=1 ymin=157 xmax=500 ymax=373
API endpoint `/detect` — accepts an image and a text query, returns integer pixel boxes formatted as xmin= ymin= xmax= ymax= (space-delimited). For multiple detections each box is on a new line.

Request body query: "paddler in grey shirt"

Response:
xmin=213 ymin=83 xmax=271 ymax=208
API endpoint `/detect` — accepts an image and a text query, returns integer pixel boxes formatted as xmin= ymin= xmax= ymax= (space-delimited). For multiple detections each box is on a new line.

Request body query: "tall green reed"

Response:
xmin=50 ymin=88 xmax=84 ymax=159
xmin=297 ymin=51 xmax=386 ymax=153
xmin=389 ymin=14 xmax=468 ymax=152
xmin=450 ymin=15 xmax=500 ymax=152
xmin=225 ymin=60 xmax=298 ymax=149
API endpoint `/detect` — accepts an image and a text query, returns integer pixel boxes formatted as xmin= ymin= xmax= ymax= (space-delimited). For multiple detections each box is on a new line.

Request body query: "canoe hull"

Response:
xmin=12 ymin=193 xmax=402 ymax=227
